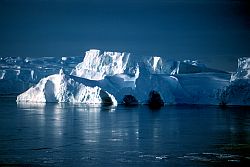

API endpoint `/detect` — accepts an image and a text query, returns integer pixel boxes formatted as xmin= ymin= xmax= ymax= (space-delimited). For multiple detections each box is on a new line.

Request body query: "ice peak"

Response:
xmin=152 ymin=57 xmax=161 ymax=71
xmin=146 ymin=56 xmax=163 ymax=73
xmin=71 ymin=49 xmax=130 ymax=80
xmin=59 ymin=68 xmax=64 ymax=75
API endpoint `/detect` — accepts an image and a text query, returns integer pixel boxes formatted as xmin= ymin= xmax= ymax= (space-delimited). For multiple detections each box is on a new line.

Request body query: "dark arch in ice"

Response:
xmin=99 ymin=90 xmax=114 ymax=106
xmin=122 ymin=95 xmax=139 ymax=106
xmin=44 ymin=80 xmax=56 ymax=102
xmin=148 ymin=90 xmax=164 ymax=109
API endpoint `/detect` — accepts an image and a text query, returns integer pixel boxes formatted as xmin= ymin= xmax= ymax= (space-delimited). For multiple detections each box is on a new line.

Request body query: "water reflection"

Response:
xmin=16 ymin=103 xmax=118 ymax=147
xmin=1 ymin=102 xmax=249 ymax=166
xmin=17 ymin=102 xmax=46 ymax=108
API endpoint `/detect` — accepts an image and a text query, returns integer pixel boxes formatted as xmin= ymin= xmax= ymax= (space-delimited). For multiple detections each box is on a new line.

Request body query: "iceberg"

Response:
xmin=0 ymin=49 xmax=248 ymax=106
xmin=0 ymin=56 xmax=82 ymax=95
xmin=17 ymin=69 xmax=117 ymax=105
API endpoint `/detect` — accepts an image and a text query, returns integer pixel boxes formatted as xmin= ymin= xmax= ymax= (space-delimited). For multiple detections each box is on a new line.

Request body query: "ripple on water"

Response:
xmin=178 ymin=152 xmax=242 ymax=163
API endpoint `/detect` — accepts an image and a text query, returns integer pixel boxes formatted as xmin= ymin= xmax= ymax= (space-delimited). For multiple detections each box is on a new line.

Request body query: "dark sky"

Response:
xmin=0 ymin=0 xmax=249 ymax=71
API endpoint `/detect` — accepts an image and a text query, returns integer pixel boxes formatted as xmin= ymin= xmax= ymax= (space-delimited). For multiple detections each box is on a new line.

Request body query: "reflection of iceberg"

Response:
xmin=17 ymin=101 xmax=46 ymax=110
xmin=7 ymin=49 xmax=249 ymax=106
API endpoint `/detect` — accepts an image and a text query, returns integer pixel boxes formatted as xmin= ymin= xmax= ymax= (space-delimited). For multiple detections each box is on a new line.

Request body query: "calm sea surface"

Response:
xmin=0 ymin=97 xmax=250 ymax=166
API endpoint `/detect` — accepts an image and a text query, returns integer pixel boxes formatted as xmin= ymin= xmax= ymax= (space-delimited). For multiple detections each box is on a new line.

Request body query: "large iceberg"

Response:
xmin=17 ymin=69 xmax=117 ymax=106
xmin=4 ymin=49 xmax=249 ymax=106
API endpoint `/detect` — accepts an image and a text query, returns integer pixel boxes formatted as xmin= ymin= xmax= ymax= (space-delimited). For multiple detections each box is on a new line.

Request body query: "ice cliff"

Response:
xmin=9 ymin=49 xmax=250 ymax=106
xmin=70 ymin=49 xmax=130 ymax=80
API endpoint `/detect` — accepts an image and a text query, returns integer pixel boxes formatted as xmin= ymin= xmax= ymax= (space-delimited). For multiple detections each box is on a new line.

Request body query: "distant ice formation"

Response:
xmin=144 ymin=56 xmax=225 ymax=75
xmin=1 ymin=49 xmax=249 ymax=106
xmin=0 ymin=56 xmax=82 ymax=95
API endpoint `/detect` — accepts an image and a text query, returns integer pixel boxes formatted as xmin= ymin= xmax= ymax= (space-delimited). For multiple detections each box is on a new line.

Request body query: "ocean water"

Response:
xmin=0 ymin=97 xmax=250 ymax=166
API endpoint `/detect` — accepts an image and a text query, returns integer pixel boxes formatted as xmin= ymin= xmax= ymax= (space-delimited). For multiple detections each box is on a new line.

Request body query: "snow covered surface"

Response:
xmin=1 ymin=49 xmax=249 ymax=106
